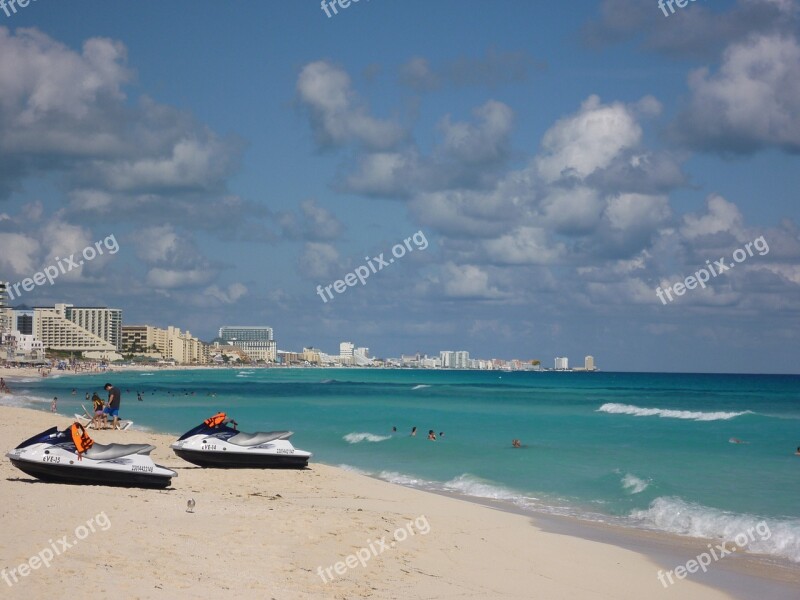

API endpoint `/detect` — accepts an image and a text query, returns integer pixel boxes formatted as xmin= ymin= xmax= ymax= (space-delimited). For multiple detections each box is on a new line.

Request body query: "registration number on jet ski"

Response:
xmin=276 ymin=449 xmax=294 ymax=454
xmin=201 ymin=444 xmax=218 ymax=450
xmin=132 ymin=465 xmax=154 ymax=472
xmin=43 ymin=455 xmax=61 ymax=463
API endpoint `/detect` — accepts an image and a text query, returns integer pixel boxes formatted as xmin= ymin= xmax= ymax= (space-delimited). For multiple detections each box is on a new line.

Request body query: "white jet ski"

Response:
xmin=171 ymin=413 xmax=312 ymax=469
xmin=6 ymin=424 xmax=176 ymax=488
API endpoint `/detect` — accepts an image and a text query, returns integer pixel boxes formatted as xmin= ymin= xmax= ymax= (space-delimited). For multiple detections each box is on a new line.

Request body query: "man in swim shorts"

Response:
xmin=103 ymin=383 xmax=122 ymax=430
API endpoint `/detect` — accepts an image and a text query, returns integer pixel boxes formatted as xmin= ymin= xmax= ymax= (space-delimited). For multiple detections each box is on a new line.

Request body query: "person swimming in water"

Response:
xmin=410 ymin=426 xmax=417 ymax=437
xmin=512 ymin=439 xmax=521 ymax=448
xmin=427 ymin=430 xmax=436 ymax=441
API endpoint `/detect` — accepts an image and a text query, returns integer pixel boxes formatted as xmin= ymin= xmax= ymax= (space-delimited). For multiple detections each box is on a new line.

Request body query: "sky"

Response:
xmin=0 ymin=0 xmax=799 ymax=373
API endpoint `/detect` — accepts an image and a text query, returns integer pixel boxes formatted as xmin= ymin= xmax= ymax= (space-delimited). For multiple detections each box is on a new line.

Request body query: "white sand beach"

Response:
xmin=0 ymin=406 xmax=752 ymax=599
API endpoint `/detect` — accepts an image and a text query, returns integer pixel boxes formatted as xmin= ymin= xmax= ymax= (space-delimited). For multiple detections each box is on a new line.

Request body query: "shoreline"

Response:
xmin=4 ymin=372 xmax=800 ymax=572
xmin=421 ymin=488 xmax=800 ymax=600
xmin=1 ymin=405 xmax=798 ymax=598
xmin=0 ymin=405 xmax=732 ymax=599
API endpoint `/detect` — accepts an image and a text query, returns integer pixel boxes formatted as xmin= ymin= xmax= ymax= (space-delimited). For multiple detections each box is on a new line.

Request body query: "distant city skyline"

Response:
xmin=1 ymin=290 xmax=601 ymax=369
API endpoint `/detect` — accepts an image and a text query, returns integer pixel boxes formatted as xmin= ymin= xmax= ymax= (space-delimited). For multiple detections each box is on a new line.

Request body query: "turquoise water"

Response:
xmin=6 ymin=368 xmax=800 ymax=562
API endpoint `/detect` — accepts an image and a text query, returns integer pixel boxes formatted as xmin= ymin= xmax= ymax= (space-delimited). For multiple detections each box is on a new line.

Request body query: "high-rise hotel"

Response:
xmin=33 ymin=304 xmax=121 ymax=352
xmin=0 ymin=282 xmax=12 ymax=334
xmin=218 ymin=326 xmax=277 ymax=362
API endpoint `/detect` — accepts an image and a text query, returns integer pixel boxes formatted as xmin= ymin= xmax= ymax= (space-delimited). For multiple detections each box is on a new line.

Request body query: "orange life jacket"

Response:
xmin=204 ymin=412 xmax=227 ymax=428
xmin=70 ymin=422 xmax=94 ymax=459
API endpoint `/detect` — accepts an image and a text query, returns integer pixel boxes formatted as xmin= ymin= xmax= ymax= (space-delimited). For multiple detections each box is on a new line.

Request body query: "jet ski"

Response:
xmin=6 ymin=423 xmax=176 ymax=488
xmin=171 ymin=413 xmax=312 ymax=468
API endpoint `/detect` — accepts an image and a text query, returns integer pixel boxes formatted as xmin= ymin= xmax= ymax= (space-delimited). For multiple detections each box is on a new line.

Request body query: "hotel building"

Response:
xmin=0 ymin=282 xmax=11 ymax=334
xmin=339 ymin=341 xmax=354 ymax=360
xmin=454 ymin=351 xmax=470 ymax=369
xmin=122 ymin=325 xmax=208 ymax=364
xmin=33 ymin=304 xmax=119 ymax=353
xmin=218 ymin=326 xmax=277 ymax=362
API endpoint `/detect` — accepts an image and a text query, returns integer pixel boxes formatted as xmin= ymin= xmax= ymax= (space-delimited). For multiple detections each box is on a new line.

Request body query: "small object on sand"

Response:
xmin=187 ymin=498 xmax=195 ymax=513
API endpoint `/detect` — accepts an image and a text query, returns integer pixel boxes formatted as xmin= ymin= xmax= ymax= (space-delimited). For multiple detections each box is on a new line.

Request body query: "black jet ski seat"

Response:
xmin=85 ymin=443 xmax=155 ymax=460
xmin=228 ymin=431 xmax=293 ymax=446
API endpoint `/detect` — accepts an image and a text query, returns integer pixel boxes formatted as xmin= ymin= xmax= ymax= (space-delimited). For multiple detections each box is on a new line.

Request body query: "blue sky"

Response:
xmin=1 ymin=0 xmax=799 ymax=372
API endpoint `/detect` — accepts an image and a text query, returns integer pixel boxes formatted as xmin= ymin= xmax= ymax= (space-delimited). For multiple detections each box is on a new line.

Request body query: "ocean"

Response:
xmin=5 ymin=368 xmax=800 ymax=563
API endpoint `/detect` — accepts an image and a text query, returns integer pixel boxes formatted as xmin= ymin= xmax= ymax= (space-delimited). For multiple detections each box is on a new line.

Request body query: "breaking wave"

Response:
xmin=343 ymin=432 xmax=392 ymax=444
xmin=598 ymin=403 xmax=751 ymax=421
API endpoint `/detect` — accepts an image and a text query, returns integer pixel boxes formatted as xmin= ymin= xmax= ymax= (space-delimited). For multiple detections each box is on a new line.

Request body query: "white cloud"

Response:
xmin=297 ymin=61 xmax=404 ymax=150
xmin=410 ymin=188 xmax=523 ymax=238
xmin=0 ymin=233 xmax=40 ymax=276
xmin=438 ymin=100 xmax=513 ymax=164
xmin=536 ymin=95 xmax=642 ymax=182
xmin=344 ymin=151 xmax=418 ymax=196
xmin=135 ymin=225 xmax=182 ymax=263
xmin=98 ymin=137 xmax=234 ymax=192
xmin=0 ymin=29 xmax=130 ymax=124
xmin=203 ymin=283 xmax=247 ymax=304
xmin=299 ymin=242 xmax=342 ymax=279
xmin=680 ymin=194 xmax=744 ymax=239
xmin=604 ymin=193 xmax=671 ymax=231
xmin=146 ymin=267 xmax=215 ymax=288
xmin=483 ymin=227 xmax=565 ymax=265
xmin=677 ymin=33 xmax=800 ymax=152
xmin=541 ymin=187 xmax=604 ymax=235
xmin=440 ymin=263 xmax=506 ymax=299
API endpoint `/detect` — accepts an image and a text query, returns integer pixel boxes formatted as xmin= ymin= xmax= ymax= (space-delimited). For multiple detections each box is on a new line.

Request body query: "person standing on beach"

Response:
xmin=92 ymin=393 xmax=106 ymax=429
xmin=51 ymin=397 xmax=57 ymax=413
xmin=104 ymin=383 xmax=122 ymax=430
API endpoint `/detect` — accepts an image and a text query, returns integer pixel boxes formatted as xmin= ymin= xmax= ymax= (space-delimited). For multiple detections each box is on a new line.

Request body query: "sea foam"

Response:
xmin=337 ymin=464 xmax=371 ymax=476
xmin=442 ymin=474 xmax=523 ymax=502
xmin=0 ymin=392 xmax=50 ymax=409
xmin=630 ymin=497 xmax=800 ymax=563
xmin=378 ymin=471 xmax=434 ymax=486
xmin=598 ymin=403 xmax=751 ymax=421
xmin=621 ymin=473 xmax=650 ymax=494
xmin=343 ymin=432 xmax=392 ymax=444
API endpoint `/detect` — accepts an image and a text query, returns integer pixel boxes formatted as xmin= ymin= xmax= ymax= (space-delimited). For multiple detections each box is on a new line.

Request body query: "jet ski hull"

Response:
xmin=173 ymin=447 xmax=309 ymax=469
xmin=8 ymin=456 xmax=173 ymax=488
xmin=172 ymin=422 xmax=312 ymax=469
